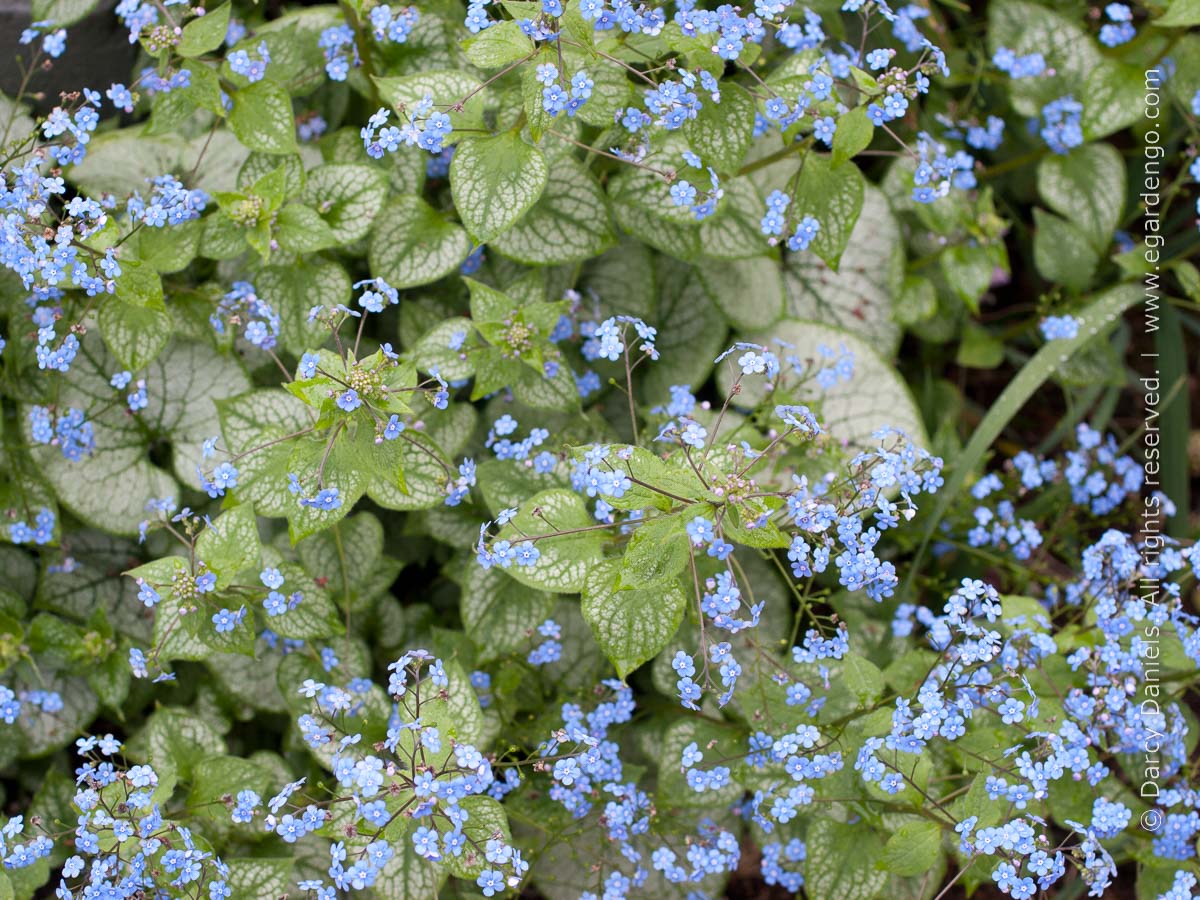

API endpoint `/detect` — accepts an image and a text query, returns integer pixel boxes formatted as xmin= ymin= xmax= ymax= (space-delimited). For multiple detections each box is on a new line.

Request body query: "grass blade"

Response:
xmin=906 ymin=283 xmax=1143 ymax=591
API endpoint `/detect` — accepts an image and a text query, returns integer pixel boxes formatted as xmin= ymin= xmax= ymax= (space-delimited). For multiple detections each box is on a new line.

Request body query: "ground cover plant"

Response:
xmin=1 ymin=0 xmax=1199 ymax=897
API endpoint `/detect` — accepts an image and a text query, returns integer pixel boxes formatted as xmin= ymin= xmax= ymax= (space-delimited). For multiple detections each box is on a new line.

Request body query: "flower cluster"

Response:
xmin=1039 ymin=95 xmax=1084 ymax=155
xmin=360 ymin=101 xmax=452 ymax=159
xmin=29 ymin=405 xmax=95 ymax=461
xmin=52 ymin=736 xmax=232 ymax=899
xmin=211 ymin=280 xmax=281 ymax=350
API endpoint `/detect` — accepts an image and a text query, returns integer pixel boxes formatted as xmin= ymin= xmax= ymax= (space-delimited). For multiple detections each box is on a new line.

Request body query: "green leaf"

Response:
xmin=574 ymin=57 xmax=631 ymax=129
xmin=284 ymin=428 xmax=372 ymax=543
xmin=792 ymin=154 xmax=865 ymax=270
xmin=146 ymin=66 xmax=224 ymax=135
xmin=465 ymin=278 xmax=517 ymax=323
xmin=240 ymin=152 xmax=305 ymax=195
xmin=608 ymin=151 xmax=699 ymax=227
xmin=86 ymin=651 xmax=131 ymax=711
xmin=208 ymin=644 xmax=287 ymax=713
xmin=226 ymin=19 xmax=325 ymax=94
xmin=1172 ymin=260 xmax=1200 ymax=302
xmin=476 ymin=457 xmax=569 ymax=515
xmin=0 ymin=95 xmax=35 ymax=149
xmin=26 ymin=613 xmax=84 ymax=660
xmin=412 ymin=318 xmax=475 ymax=382
xmin=195 ymin=504 xmax=261 ymax=587
xmin=698 ymin=176 xmax=767 ymax=260
xmin=581 ymin=560 xmax=685 ymax=679
xmin=491 ymin=158 xmax=615 ymax=265
xmin=301 ymin=164 xmax=388 ymax=244
xmin=843 ymin=653 xmax=885 ymax=706
xmin=36 ymin=531 xmax=146 ymax=639
xmin=273 ymin=204 xmax=338 ymax=253
xmin=136 ymin=218 xmax=203 ymax=273
xmin=1032 ymin=209 xmax=1100 ymax=292
xmin=258 ymin=258 xmax=351 ymax=357
xmin=200 ymin=212 xmax=250 ymax=260
xmin=264 ymin=564 xmax=343 ymax=640
xmin=463 ymin=19 xmax=534 ymax=67
xmin=11 ymin=665 xmax=98 ymax=759
xmin=226 ymin=858 xmax=292 ymax=900
xmin=639 ymin=259 xmax=727 ymax=398
xmin=443 ymin=796 xmax=512 ymax=879
xmin=248 ymin=160 xmax=289 ymax=212
xmin=30 ymin=338 xmax=250 ymax=536
xmin=98 ymin=299 xmax=173 ymax=371
xmin=806 ymin=819 xmax=888 ymax=900
xmin=177 ymin=3 xmax=232 ymax=57
xmin=1082 ymin=62 xmax=1149 ymax=140
xmin=521 ymin=51 xmax=557 ymax=141
xmin=1167 ymin=33 xmax=1200 ymax=108
xmin=114 ymin=259 xmax=165 ymax=309
xmin=612 ymin=199 xmax=701 ymax=261
xmin=1154 ymin=0 xmax=1200 ymax=25
xmin=297 ymin=513 xmax=383 ymax=599
xmin=69 ymin=128 xmax=248 ymax=197
xmin=157 ymin=588 xmax=257 ymax=659
xmin=780 ymin=184 xmax=905 ymax=354
xmin=566 ymin=445 xmax=703 ymax=513
xmin=576 ymin=238 xmax=654 ymax=319
xmin=369 ymin=196 xmax=472 ymax=289
xmin=424 ymin=403 xmax=478 ymax=459
xmin=31 ymin=0 xmax=99 ymax=27
xmin=1137 ymin=863 xmax=1200 ymax=900
xmin=451 ymin=131 xmax=549 ymax=242
xmin=187 ymin=754 xmax=272 ymax=834
xmin=1036 ymin=143 xmax=1125 ymax=251
xmin=879 ymin=821 xmax=943 ymax=877
xmin=3 ymin=853 xmax=48 ymax=898
xmin=956 ymin=323 xmax=1006 ymax=369
xmin=229 ymin=80 xmax=297 ymax=154
xmin=619 ymin=514 xmax=691 ymax=589
xmin=894 ymin=274 xmax=937 ymax=326
xmin=697 ymin=256 xmax=785 ymax=331
xmin=459 ymin=562 xmax=557 ymax=662
xmin=496 ymin=489 xmax=605 ymax=593
xmin=127 ymin=707 xmax=225 ymax=780
xmin=682 ymin=83 xmax=755 ymax=173
xmin=657 ymin=717 xmax=745 ymax=808
xmin=217 ymin=389 xmax=313 ymax=517
xmin=832 ymin=105 xmax=874 ymax=167
xmin=987 ymin=1 xmax=1101 ymax=116
xmin=365 ymin=430 xmax=449 ymax=511
xmin=941 ymin=243 xmax=1001 ymax=313
xmin=373 ymin=837 xmax=447 ymax=899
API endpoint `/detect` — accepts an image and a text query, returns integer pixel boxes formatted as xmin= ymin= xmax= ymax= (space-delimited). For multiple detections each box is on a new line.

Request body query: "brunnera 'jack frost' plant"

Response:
xmin=1 ymin=0 xmax=1199 ymax=897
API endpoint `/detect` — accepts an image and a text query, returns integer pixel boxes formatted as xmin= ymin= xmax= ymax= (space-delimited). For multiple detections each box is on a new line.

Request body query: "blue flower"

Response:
xmin=477 ymin=870 xmax=505 ymax=897
xmin=786 ymin=215 xmax=820 ymax=252
xmin=813 ymin=116 xmax=836 ymax=145
xmin=669 ymin=180 xmax=697 ymax=206
xmin=382 ymin=415 xmax=405 ymax=440
xmin=336 ymin=389 xmax=362 ymax=412
xmin=212 ymin=608 xmax=241 ymax=633
xmin=1040 ymin=315 xmax=1080 ymax=341
xmin=542 ymin=84 xmax=569 ymax=116
xmin=228 ymin=41 xmax=271 ymax=83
